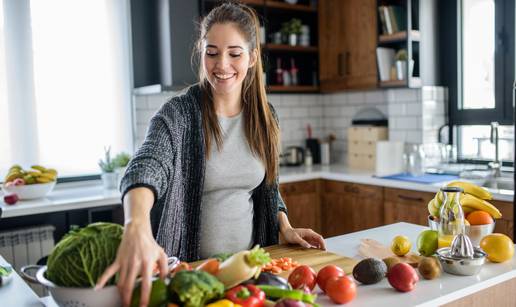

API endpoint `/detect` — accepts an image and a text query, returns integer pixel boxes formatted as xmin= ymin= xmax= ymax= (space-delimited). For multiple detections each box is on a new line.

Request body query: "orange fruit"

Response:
xmin=466 ymin=210 xmax=494 ymax=225
xmin=480 ymin=233 xmax=514 ymax=263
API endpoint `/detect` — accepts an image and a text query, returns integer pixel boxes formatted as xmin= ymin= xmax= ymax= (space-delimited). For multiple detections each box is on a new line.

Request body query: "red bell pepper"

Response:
xmin=226 ymin=284 xmax=265 ymax=307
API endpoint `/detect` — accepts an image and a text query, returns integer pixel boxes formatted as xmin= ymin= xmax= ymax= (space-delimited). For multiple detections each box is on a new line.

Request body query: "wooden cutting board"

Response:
xmin=264 ymin=245 xmax=357 ymax=278
xmin=358 ymin=238 xmax=422 ymax=267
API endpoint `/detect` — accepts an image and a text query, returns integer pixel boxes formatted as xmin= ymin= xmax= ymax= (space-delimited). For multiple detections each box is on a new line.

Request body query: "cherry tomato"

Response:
xmin=288 ymin=265 xmax=317 ymax=290
xmin=326 ymin=275 xmax=357 ymax=304
xmin=316 ymin=264 xmax=345 ymax=292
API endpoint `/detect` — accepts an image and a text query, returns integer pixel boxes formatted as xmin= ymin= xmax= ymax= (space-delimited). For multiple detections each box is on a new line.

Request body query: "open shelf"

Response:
xmin=263 ymin=44 xmax=318 ymax=53
xmin=379 ymin=77 xmax=421 ymax=88
xmin=378 ymin=30 xmax=421 ymax=44
xmin=268 ymin=85 xmax=319 ymax=93
xmin=240 ymin=0 xmax=265 ymax=5
xmin=265 ymin=1 xmax=316 ymax=12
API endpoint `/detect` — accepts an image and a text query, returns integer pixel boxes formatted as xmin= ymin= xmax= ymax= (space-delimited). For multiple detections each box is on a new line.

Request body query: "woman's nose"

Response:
xmin=215 ymin=55 xmax=230 ymax=70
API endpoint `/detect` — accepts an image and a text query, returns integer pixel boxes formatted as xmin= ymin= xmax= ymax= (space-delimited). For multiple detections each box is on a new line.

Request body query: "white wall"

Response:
xmin=132 ymin=86 xmax=447 ymax=163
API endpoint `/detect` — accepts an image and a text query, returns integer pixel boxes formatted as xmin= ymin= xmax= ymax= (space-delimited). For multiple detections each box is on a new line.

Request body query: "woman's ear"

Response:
xmin=248 ymin=49 xmax=258 ymax=68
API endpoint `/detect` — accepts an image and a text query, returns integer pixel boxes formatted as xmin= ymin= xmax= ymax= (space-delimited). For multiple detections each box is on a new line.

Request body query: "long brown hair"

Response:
xmin=194 ymin=1 xmax=280 ymax=185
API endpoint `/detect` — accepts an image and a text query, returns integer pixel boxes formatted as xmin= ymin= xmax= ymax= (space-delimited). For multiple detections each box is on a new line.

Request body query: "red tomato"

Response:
xmin=316 ymin=265 xmax=345 ymax=292
xmin=326 ymin=275 xmax=357 ymax=304
xmin=288 ymin=265 xmax=317 ymax=290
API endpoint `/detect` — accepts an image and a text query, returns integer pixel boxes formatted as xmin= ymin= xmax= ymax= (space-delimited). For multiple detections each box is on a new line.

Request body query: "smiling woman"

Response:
xmin=0 ymin=0 xmax=133 ymax=178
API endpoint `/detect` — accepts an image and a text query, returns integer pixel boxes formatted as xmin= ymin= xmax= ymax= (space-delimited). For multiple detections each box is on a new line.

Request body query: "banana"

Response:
xmin=5 ymin=171 xmax=23 ymax=183
xmin=31 ymin=165 xmax=47 ymax=172
xmin=23 ymin=175 xmax=36 ymax=184
xmin=38 ymin=172 xmax=56 ymax=181
xmin=35 ymin=176 xmax=52 ymax=184
xmin=428 ymin=198 xmax=440 ymax=217
xmin=26 ymin=171 xmax=42 ymax=176
xmin=460 ymin=193 xmax=501 ymax=219
xmin=447 ymin=181 xmax=492 ymax=200
xmin=44 ymin=168 xmax=58 ymax=176
xmin=461 ymin=205 xmax=475 ymax=215
xmin=436 ymin=190 xmax=444 ymax=204
xmin=9 ymin=165 xmax=22 ymax=171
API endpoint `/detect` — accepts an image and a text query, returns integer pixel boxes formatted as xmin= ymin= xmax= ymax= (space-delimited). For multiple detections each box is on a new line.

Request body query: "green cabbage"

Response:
xmin=46 ymin=222 xmax=123 ymax=287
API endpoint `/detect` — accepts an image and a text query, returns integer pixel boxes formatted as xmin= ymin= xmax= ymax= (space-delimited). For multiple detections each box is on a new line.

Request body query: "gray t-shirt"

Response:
xmin=199 ymin=112 xmax=265 ymax=259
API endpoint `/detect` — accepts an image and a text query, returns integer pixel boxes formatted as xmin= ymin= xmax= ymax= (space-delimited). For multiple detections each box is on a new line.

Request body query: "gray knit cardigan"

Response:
xmin=120 ymin=84 xmax=287 ymax=262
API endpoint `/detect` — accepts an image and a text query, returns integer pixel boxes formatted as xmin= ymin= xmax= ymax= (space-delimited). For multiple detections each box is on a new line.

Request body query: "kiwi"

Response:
xmin=383 ymin=256 xmax=402 ymax=272
xmin=418 ymin=256 xmax=441 ymax=280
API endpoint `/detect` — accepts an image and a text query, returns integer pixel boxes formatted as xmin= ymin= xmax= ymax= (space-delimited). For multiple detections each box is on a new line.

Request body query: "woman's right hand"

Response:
xmin=96 ymin=221 xmax=169 ymax=307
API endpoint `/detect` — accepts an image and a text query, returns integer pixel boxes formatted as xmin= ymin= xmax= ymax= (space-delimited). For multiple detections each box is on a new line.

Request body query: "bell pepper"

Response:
xmin=226 ymin=284 xmax=266 ymax=307
xmin=206 ymin=299 xmax=242 ymax=307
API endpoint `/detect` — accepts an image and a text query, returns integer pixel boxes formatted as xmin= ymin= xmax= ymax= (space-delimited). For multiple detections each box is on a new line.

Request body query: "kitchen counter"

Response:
xmin=1 ymin=164 xmax=513 ymax=218
xmin=2 ymin=222 xmax=516 ymax=306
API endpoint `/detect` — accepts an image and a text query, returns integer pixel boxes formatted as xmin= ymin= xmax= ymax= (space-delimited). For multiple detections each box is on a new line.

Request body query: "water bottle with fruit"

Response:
xmin=438 ymin=186 xmax=466 ymax=248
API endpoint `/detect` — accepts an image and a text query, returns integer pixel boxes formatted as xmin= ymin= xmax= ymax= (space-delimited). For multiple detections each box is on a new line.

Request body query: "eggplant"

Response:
xmin=243 ymin=272 xmax=290 ymax=290
xmin=274 ymin=299 xmax=306 ymax=307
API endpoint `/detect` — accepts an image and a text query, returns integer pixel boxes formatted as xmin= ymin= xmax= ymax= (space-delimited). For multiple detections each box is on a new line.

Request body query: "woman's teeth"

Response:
xmin=215 ymin=73 xmax=234 ymax=80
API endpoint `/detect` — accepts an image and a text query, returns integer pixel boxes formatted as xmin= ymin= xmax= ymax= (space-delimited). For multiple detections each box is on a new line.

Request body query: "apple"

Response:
xmin=387 ymin=263 xmax=419 ymax=292
xmin=3 ymin=194 xmax=19 ymax=205
xmin=13 ymin=178 xmax=25 ymax=186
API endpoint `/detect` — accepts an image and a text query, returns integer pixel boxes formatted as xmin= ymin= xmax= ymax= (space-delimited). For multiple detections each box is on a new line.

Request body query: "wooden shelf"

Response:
xmin=379 ymin=77 xmax=421 ymax=88
xmin=263 ymin=44 xmax=318 ymax=53
xmin=378 ymin=30 xmax=421 ymax=44
xmin=268 ymin=85 xmax=319 ymax=93
xmin=265 ymin=0 xmax=316 ymax=12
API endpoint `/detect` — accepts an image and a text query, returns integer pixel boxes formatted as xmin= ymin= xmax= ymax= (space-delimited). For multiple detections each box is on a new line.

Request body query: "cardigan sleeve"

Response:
xmin=119 ymin=105 xmax=177 ymax=203
xmin=268 ymin=102 xmax=288 ymax=215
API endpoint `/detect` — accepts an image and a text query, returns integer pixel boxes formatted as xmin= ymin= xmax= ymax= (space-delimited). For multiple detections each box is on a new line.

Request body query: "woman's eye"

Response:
xmin=206 ymin=51 xmax=217 ymax=57
xmin=230 ymin=53 xmax=241 ymax=58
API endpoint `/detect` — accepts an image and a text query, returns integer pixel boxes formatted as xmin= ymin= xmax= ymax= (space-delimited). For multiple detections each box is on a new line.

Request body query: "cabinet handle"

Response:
xmin=345 ymin=51 xmax=351 ymax=75
xmin=338 ymin=53 xmax=345 ymax=77
xmin=397 ymin=195 xmax=424 ymax=202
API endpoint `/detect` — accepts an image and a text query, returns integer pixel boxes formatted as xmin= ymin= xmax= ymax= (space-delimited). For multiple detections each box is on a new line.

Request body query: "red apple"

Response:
xmin=387 ymin=263 xmax=419 ymax=292
xmin=13 ymin=178 xmax=25 ymax=186
xmin=3 ymin=193 xmax=19 ymax=205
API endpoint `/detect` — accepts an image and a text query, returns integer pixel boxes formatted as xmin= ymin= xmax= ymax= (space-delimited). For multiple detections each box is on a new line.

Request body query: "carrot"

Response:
xmin=195 ymin=258 xmax=220 ymax=275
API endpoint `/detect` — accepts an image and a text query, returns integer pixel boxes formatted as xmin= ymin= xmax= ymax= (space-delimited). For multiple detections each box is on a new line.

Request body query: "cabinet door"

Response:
xmin=321 ymin=193 xmax=355 ymax=237
xmin=491 ymin=200 xmax=514 ymax=240
xmin=384 ymin=188 xmax=435 ymax=226
xmin=353 ymin=183 xmax=384 ymax=231
xmin=318 ymin=0 xmax=377 ymax=92
xmin=280 ymin=181 xmax=322 ymax=234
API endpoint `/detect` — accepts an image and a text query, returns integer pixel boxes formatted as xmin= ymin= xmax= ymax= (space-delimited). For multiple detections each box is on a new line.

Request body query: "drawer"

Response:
xmin=348 ymin=140 xmax=376 ymax=155
xmin=324 ymin=180 xmax=382 ymax=199
xmin=384 ymin=188 xmax=435 ymax=205
xmin=348 ymin=152 xmax=375 ymax=170
xmin=347 ymin=126 xmax=388 ymax=142
xmin=279 ymin=180 xmax=318 ymax=196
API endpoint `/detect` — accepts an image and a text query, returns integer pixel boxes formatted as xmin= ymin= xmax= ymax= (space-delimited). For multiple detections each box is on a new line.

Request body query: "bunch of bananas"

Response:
xmin=428 ymin=181 xmax=501 ymax=219
xmin=4 ymin=164 xmax=58 ymax=184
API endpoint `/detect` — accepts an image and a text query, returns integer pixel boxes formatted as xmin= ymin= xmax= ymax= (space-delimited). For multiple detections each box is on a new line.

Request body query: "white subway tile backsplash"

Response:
xmin=147 ymin=94 xmax=168 ymax=110
xmin=134 ymin=95 xmax=148 ymax=110
xmin=364 ymin=90 xmax=386 ymax=104
xmin=281 ymin=95 xmax=301 ymax=107
xmin=405 ymin=102 xmax=422 ymax=116
xmin=347 ymin=91 xmax=365 ymax=104
xmin=406 ymin=131 xmax=423 ymax=143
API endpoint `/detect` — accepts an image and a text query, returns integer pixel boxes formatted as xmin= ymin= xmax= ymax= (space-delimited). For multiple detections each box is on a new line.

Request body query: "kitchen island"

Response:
xmin=2 ymin=222 xmax=515 ymax=306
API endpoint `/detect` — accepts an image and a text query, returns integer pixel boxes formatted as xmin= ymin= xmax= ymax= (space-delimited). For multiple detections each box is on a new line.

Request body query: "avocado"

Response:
xmin=352 ymin=258 xmax=387 ymax=285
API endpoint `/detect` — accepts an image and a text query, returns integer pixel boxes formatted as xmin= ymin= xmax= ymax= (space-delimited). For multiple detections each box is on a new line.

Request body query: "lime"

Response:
xmin=391 ymin=235 xmax=412 ymax=256
xmin=417 ymin=230 xmax=438 ymax=256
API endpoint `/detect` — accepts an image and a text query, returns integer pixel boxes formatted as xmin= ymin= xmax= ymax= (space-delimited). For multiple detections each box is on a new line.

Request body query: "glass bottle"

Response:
xmin=438 ymin=186 xmax=466 ymax=248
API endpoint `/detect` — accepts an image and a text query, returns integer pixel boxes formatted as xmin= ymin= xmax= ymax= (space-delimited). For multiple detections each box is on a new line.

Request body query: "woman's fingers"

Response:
xmin=305 ymin=229 xmax=326 ymax=250
xmin=95 ymin=262 xmax=120 ymax=290
xmin=120 ymin=260 xmax=141 ymax=307
xmin=139 ymin=261 xmax=154 ymax=307
xmin=158 ymin=251 xmax=168 ymax=280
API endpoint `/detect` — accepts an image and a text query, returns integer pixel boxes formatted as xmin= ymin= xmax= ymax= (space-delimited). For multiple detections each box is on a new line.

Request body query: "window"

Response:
xmin=0 ymin=0 xmax=133 ymax=180
xmin=443 ymin=0 xmax=515 ymax=164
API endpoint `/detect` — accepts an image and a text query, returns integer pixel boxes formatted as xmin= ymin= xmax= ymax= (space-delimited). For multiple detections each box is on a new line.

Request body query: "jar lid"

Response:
xmin=440 ymin=186 xmax=464 ymax=193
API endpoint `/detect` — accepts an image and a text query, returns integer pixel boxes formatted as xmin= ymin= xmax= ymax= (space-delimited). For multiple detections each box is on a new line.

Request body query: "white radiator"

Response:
xmin=0 ymin=225 xmax=55 ymax=296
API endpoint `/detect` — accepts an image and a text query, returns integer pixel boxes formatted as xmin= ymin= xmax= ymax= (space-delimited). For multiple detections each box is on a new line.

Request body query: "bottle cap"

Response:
xmin=440 ymin=186 xmax=464 ymax=193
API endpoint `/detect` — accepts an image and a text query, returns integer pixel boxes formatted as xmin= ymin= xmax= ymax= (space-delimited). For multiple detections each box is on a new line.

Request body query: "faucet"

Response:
xmin=488 ymin=121 xmax=501 ymax=179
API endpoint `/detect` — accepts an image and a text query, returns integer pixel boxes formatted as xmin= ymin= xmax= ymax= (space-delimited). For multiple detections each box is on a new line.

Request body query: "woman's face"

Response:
xmin=202 ymin=23 xmax=257 ymax=96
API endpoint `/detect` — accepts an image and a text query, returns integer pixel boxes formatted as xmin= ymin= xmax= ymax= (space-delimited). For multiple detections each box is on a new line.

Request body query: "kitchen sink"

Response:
xmin=482 ymin=176 xmax=514 ymax=191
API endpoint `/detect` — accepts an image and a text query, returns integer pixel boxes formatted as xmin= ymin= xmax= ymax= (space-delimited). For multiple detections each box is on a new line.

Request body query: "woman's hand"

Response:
xmin=95 ymin=221 xmax=168 ymax=307
xmin=280 ymin=227 xmax=326 ymax=250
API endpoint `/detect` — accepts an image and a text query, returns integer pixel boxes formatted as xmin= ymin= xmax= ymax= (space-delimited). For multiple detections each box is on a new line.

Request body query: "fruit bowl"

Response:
xmin=428 ymin=215 xmax=495 ymax=247
xmin=2 ymin=181 xmax=56 ymax=200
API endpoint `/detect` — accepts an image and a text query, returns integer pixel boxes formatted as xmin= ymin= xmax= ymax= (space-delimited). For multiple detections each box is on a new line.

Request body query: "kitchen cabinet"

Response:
xmin=491 ymin=199 xmax=514 ymax=240
xmin=279 ymin=180 xmax=322 ymax=234
xmin=321 ymin=180 xmax=384 ymax=237
xmin=318 ymin=0 xmax=377 ymax=92
xmin=384 ymin=187 xmax=435 ymax=226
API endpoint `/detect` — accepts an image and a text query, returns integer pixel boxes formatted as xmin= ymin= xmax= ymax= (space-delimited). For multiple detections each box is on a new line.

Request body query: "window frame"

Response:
xmin=442 ymin=0 xmax=515 ymax=164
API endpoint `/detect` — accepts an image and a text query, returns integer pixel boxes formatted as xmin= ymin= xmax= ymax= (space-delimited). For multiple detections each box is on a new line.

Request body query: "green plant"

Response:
xmin=98 ymin=146 xmax=116 ymax=173
xmin=46 ymin=222 xmax=123 ymax=287
xmin=395 ymin=49 xmax=408 ymax=61
xmin=113 ymin=152 xmax=131 ymax=168
xmin=281 ymin=18 xmax=302 ymax=35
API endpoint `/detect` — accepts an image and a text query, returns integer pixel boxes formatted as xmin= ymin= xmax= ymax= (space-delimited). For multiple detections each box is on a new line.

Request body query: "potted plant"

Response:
xmin=98 ymin=147 xmax=118 ymax=190
xmin=113 ymin=152 xmax=131 ymax=187
xmin=281 ymin=18 xmax=302 ymax=46
xmin=394 ymin=49 xmax=414 ymax=80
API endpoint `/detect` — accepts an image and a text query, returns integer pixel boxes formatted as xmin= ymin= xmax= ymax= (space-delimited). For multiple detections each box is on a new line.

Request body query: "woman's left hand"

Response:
xmin=280 ymin=227 xmax=326 ymax=250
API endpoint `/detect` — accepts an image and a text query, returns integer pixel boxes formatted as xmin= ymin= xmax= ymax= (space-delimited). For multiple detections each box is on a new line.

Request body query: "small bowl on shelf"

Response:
xmin=428 ymin=215 xmax=495 ymax=247
xmin=2 ymin=181 xmax=56 ymax=200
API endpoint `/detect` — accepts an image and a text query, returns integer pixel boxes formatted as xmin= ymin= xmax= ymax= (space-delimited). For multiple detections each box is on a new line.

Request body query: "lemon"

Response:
xmin=417 ymin=230 xmax=438 ymax=256
xmin=391 ymin=235 xmax=412 ymax=256
xmin=480 ymin=233 xmax=514 ymax=263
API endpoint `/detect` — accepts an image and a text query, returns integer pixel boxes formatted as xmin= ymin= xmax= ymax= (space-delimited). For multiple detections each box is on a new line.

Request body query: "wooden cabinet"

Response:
xmin=321 ymin=180 xmax=383 ymax=237
xmin=384 ymin=188 xmax=435 ymax=226
xmin=279 ymin=180 xmax=322 ymax=234
xmin=490 ymin=199 xmax=514 ymax=240
xmin=318 ymin=0 xmax=377 ymax=92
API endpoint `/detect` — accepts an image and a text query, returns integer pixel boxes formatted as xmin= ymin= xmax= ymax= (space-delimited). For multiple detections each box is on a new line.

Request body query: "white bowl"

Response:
xmin=428 ymin=215 xmax=495 ymax=247
xmin=2 ymin=181 xmax=56 ymax=200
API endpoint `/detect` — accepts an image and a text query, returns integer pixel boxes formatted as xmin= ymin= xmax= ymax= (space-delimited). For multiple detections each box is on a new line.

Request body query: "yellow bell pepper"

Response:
xmin=206 ymin=299 xmax=242 ymax=307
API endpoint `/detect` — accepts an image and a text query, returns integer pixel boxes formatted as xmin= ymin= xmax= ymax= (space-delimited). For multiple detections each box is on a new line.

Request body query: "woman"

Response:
xmin=97 ymin=2 xmax=325 ymax=306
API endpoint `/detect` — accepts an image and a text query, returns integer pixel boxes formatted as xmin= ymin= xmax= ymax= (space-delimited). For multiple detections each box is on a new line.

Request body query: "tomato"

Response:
xmin=288 ymin=265 xmax=317 ymax=290
xmin=316 ymin=265 xmax=345 ymax=292
xmin=326 ymin=275 xmax=357 ymax=304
